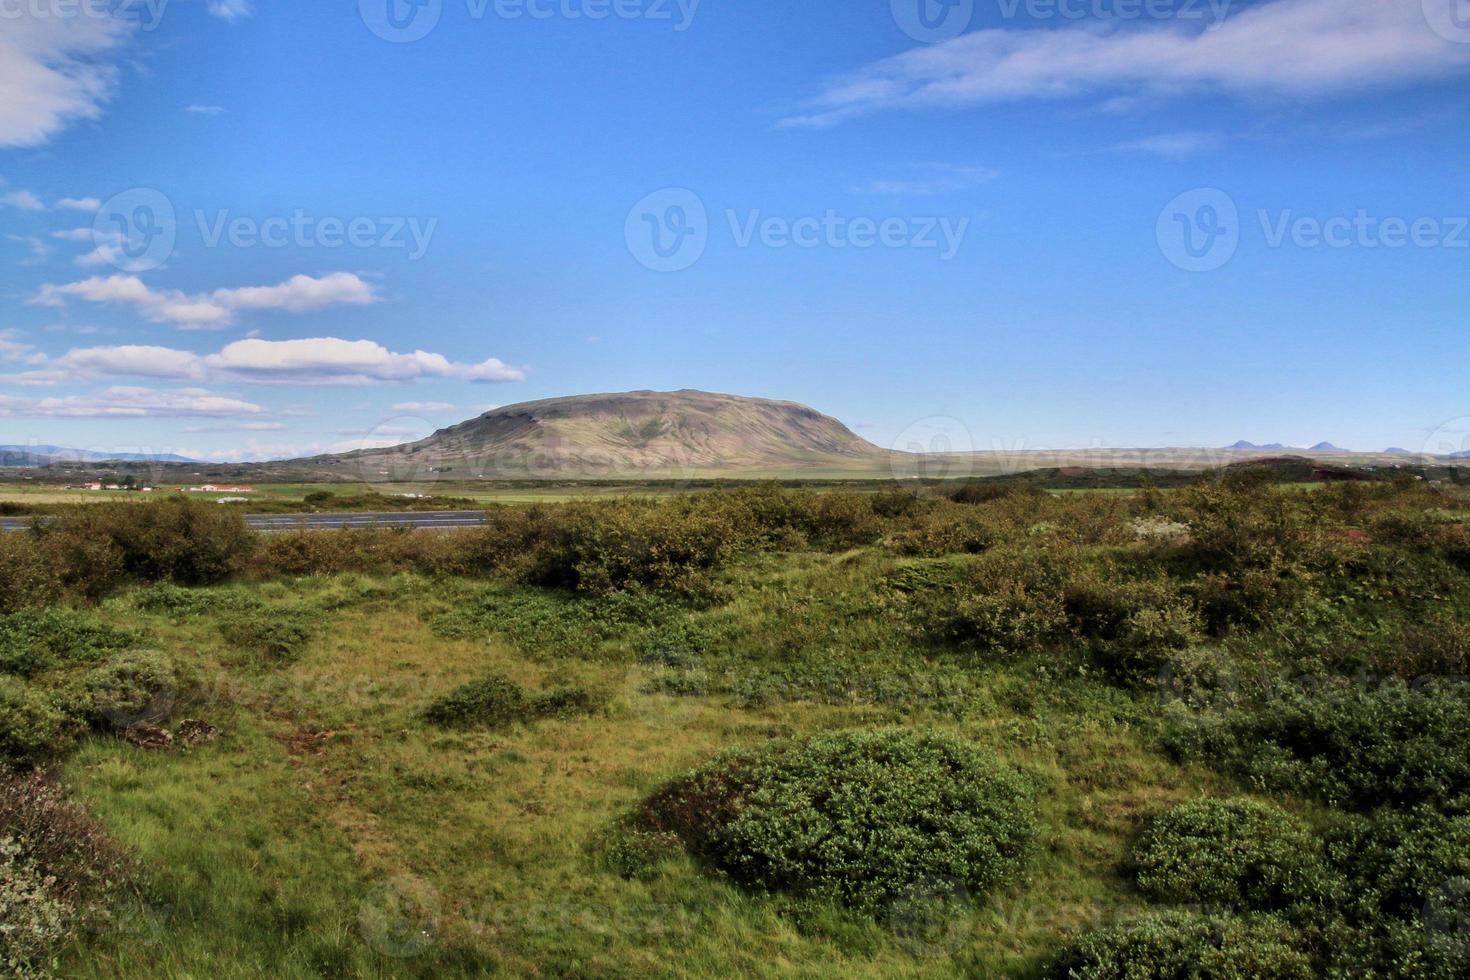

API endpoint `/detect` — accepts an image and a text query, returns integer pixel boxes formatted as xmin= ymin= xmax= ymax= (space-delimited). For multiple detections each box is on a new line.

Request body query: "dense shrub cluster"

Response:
xmin=0 ymin=770 xmax=132 ymax=976
xmin=633 ymin=729 xmax=1037 ymax=912
xmin=1045 ymin=911 xmax=1315 ymax=979
xmin=0 ymin=609 xmax=172 ymax=765
xmin=1130 ymin=798 xmax=1340 ymax=920
xmin=1169 ymin=681 xmax=1470 ymax=813
xmin=422 ymin=673 xmax=602 ymax=729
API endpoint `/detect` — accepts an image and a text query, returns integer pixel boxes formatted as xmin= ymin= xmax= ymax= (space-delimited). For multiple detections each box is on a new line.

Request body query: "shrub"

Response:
xmin=38 ymin=499 xmax=252 ymax=590
xmin=0 ymin=609 xmax=140 ymax=678
xmin=217 ymin=609 xmax=314 ymax=661
xmin=635 ymin=729 xmax=1037 ymax=912
xmin=0 ymin=839 xmax=69 ymax=979
xmin=423 ymin=674 xmax=601 ymax=728
xmin=1044 ymin=912 xmax=1315 ymax=979
xmin=0 ymin=681 xmax=81 ymax=767
xmin=86 ymin=649 xmax=175 ymax=730
xmin=0 ymin=771 xmax=133 ymax=976
xmin=1064 ymin=574 xmax=1203 ymax=681
xmin=1170 ymin=681 xmax=1470 ymax=813
xmin=0 ymin=536 xmax=60 ymax=615
xmin=898 ymin=550 xmax=1071 ymax=657
xmin=1130 ymin=798 xmax=1340 ymax=920
xmin=601 ymin=827 xmax=685 ymax=880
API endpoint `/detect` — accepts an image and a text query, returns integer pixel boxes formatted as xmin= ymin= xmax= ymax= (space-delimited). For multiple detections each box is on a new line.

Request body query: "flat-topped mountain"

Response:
xmin=307 ymin=389 xmax=886 ymax=477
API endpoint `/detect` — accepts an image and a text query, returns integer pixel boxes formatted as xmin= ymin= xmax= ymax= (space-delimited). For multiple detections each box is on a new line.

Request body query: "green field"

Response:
xmin=2 ymin=482 xmax=1469 ymax=977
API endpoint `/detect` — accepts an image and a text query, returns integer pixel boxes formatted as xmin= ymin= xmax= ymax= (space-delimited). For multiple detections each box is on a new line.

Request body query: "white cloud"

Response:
xmin=0 ymin=387 xmax=265 ymax=419
xmin=34 ymin=337 xmax=525 ymax=387
xmin=207 ymin=0 xmax=254 ymax=22
xmin=56 ymin=197 xmax=101 ymax=211
xmin=857 ymin=164 xmax=999 ymax=196
xmin=185 ymin=105 xmax=226 ymax=115
xmin=784 ymin=0 xmax=1470 ymax=127
xmin=1 ymin=190 xmax=44 ymax=210
xmin=0 ymin=329 xmax=35 ymax=362
xmin=392 ymin=401 xmax=458 ymax=413
xmin=33 ymin=272 xmax=380 ymax=328
xmin=1112 ymin=132 xmax=1224 ymax=157
xmin=183 ymin=421 xmax=288 ymax=433
xmin=0 ymin=10 xmax=132 ymax=147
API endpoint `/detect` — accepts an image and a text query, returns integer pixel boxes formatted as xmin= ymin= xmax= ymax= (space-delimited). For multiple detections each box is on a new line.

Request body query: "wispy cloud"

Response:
xmin=32 ymin=272 xmax=381 ymax=329
xmin=855 ymin=163 xmax=999 ymax=196
xmin=206 ymin=0 xmax=254 ymax=22
xmin=0 ymin=387 xmax=266 ymax=420
xmin=1 ymin=190 xmax=45 ymax=210
xmin=784 ymin=0 xmax=1470 ymax=127
xmin=185 ymin=105 xmax=226 ymax=116
xmin=56 ymin=197 xmax=101 ymax=211
xmin=392 ymin=401 xmax=459 ymax=413
xmin=0 ymin=10 xmax=133 ymax=147
xmin=1112 ymin=131 xmax=1223 ymax=157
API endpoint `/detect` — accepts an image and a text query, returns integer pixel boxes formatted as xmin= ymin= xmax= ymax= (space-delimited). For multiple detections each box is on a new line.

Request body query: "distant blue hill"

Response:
xmin=1229 ymin=440 xmax=1353 ymax=453
xmin=0 ymin=445 xmax=198 ymax=464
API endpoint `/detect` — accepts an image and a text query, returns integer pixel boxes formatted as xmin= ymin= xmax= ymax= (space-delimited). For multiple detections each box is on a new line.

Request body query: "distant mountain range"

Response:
xmin=0 ymin=445 xmax=197 ymax=466
xmin=1228 ymin=440 xmax=1353 ymax=453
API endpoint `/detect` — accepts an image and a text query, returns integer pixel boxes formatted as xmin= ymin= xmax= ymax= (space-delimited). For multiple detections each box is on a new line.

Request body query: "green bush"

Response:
xmin=0 ymin=609 xmax=140 ymax=678
xmin=1064 ymin=573 xmax=1203 ymax=681
xmin=217 ymin=609 xmax=314 ymax=661
xmin=0 ymin=536 xmax=60 ymax=615
xmin=600 ymin=827 xmax=685 ymax=881
xmin=423 ymin=674 xmax=601 ymax=729
xmin=1170 ymin=681 xmax=1470 ymax=813
xmin=86 ymin=649 xmax=175 ymax=730
xmin=1130 ymin=798 xmax=1340 ymax=920
xmin=1044 ymin=912 xmax=1315 ymax=979
xmin=38 ymin=499 xmax=253 ymax=590
xmin=0 ymin=771 xmax=132 ymax=977
xmin=635 ymin=729 xmax=1037 ymax=912
xmin=0 ymin=681 xmax=80 ymax=767
xmin=898 ymin=549 xmax=1071 ymax=657
xmin=0 ymin=837 xmax=69 ymax=978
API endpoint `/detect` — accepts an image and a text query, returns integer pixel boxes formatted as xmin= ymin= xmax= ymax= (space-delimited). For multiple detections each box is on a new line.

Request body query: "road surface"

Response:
xmin=0 ymin=511 xmax=490 ymax=533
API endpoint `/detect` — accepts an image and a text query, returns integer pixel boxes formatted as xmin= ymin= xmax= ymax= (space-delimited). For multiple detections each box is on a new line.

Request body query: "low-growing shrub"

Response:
xmin=423 ymin=674 xmax=602 ymax=729
xmin=86 ymin=649 xmax=175 ymax=730
xmin=0 ymin=680 xmax=81 ymax=767
xmin=1044 ymin=912 xmax=1315 ymax=979
xmin=37 ymin=499 xmax=252 ymax=591
xmin=0 ymin=609 xmax=140 ymax=678
xmin=1130 ymin=798 xmax=1340 ymax=920
xmin=217 ymin=609 xmax=315 ymax=661
xmin=634 ymin=729 xmax=1037 ymax=913
xmin=0 ymin=770 xmax=133 ymax=976
xmin=1169 ymin=681 xmax=1470 ymax=813
xmin=898 ymin=549 xmax=1072 ymax=657
xmin=0 ymin=536 xmax=60 ymax=615
xmin=600 ymin=827 xmax=685 ymax=881
xmin=1064 ymin=573 xmax=1204 ymax=681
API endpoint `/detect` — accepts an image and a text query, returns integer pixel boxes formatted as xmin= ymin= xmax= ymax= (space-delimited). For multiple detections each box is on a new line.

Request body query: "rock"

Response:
xmin=123 ymin=724 xmax=174 ymax=751
xmin=177 ymin=719 xmax=221 ymax=746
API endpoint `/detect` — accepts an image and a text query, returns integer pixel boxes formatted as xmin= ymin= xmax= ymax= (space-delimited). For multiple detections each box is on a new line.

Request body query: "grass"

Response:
xmin=6 ymin=479 xmax=1464 ymax=976
xmin=42 ymin=553 xmax=1229 ymax=978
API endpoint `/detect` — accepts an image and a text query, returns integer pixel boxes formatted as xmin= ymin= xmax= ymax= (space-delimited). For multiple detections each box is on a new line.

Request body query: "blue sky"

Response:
xmin=2 ymin=0 xmax=1469 ymax=460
